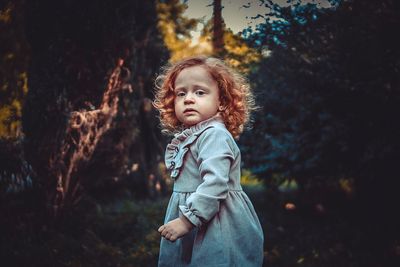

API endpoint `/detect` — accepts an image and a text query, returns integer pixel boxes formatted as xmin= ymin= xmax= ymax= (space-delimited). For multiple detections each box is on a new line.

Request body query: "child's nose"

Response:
xmin=184 ymin=93 xmax=195 ymax=104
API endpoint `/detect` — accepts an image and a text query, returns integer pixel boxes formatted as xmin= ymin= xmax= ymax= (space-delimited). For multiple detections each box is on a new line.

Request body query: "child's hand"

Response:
xmin=158 ymin=216 xmax=194 ymax=242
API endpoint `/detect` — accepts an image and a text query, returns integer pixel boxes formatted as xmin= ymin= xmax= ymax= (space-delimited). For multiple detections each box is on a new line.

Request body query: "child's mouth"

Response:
xmin=184 ymin=109 xmax=197 ymax=114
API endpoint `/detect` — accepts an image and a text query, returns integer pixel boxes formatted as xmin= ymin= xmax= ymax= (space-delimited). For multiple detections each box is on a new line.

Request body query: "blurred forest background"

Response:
xmin=0 ymin=0 xmax=399 ymax=266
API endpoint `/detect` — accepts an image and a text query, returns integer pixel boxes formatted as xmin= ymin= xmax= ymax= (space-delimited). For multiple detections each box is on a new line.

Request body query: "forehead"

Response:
xmin=174 ymin=65 xmax=216 ymax=87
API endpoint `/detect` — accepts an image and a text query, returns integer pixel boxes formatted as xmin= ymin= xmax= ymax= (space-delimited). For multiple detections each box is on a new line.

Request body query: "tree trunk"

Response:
xmin=212 ymin=0 xmax=225 ymax=56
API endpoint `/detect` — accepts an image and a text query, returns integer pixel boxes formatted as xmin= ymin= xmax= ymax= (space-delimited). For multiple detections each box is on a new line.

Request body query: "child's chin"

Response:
xmin=182 ymin=118 xmax=200 ymax=126
xmin=183 ymin=122 xmax=198 ymax=127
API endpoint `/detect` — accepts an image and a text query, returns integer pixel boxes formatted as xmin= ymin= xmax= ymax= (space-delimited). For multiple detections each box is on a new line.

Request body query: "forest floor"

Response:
xmin=1 ymin=184 xmax=399 ymax=267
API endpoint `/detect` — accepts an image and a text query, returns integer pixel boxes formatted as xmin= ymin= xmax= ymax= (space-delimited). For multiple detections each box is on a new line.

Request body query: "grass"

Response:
xmin=1 ymin=185 xmax=399 ymax=267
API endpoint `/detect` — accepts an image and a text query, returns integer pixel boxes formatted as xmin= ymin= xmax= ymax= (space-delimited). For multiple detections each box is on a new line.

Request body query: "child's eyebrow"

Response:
xmin=174 ymin=87 xmax=186 ymax=91
xmin=194 ymin=85 xmax=209 ymax=91
xmin=174 ymin=83 xmax=210 ymax=92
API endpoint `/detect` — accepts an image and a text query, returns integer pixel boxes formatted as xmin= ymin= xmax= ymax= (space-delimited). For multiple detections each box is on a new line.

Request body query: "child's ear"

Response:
xmin=218 ymin=105 xmax=226 ymax=111
xmin=218 ymin=97 xmax=226 ymax=111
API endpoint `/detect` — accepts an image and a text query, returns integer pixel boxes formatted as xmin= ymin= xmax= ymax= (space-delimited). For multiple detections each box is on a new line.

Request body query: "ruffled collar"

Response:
xmin=174 ymin=113 xmax=224 ymax=142
xmin=165 ymin=113 xmax=224 ymax=179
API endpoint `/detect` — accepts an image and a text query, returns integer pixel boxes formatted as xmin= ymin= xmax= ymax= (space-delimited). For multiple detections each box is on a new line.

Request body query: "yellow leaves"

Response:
xmin=11 ymin=98 xmax=22 ymax=111
xmin=157 ymin=20 xmax=211 ymax=61
xmin=0 ymin=3 xmax=13 ymax=23
xmin=225 ymin=32 xmax=252 ymax=55
xmin=0 ymin=100 xmax=22 ymax=138
xmin=0 ymin=106 xmax=12 ymax=123
xmin=0 ymin=71 xmax=28 ymax=138
xmin=223 ymin=29 xmax=261 ymax=73
xmin=156 ymin=0 xmax=208 ymax=62
xmin=19 ymin=72 xmax=28 ymax=94
xmin=339 ymin=178 xmax=354 ymax=195
xmin=241 ymin=169 xmax=263 ymax=187
xmin=1 ymin=1 xmax=29 ymax=139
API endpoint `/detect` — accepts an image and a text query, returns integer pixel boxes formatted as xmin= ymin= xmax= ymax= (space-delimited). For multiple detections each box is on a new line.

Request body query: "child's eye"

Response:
xmin=176 ymin=91 xmax=186 ymax=97
xmin=196 ymin=90 xmax=205 ymax=96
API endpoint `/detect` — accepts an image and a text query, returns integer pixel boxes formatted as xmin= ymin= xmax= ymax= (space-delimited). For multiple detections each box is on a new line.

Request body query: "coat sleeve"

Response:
xmin=179 ymin=127 xmax=235 ymax=227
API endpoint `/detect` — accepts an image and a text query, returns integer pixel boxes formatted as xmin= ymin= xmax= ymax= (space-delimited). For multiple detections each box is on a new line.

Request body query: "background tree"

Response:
xmin=21 ymin=0 xmax=168 ymax=212
xmin=156 ymin=0 xmax=207 ymax=61
xmin=156 ymin=0 xmax=260 ymax=70
xmin=211 ymin=0 xmax=225 ymax=56
xmin=240 ymin=0 xmax=400 ymax=261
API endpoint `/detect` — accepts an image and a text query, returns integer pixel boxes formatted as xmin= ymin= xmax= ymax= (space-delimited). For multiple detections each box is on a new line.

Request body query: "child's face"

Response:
xmin=174 ymin=65 xmax=220 ymax=127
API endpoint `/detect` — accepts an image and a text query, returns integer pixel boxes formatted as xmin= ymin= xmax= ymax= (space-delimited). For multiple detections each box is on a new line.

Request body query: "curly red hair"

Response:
xmin=153 ymin=56 xmax=256 ymax=139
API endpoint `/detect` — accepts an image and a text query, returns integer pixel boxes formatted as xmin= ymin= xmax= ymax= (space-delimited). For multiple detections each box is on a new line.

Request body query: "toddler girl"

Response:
xmin=153 ymin=56 xmax=264 ymax=266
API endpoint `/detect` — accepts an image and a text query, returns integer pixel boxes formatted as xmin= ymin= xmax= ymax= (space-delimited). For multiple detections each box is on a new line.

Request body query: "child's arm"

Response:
xmin=158 ymin=127 xmax=234 ymax=241
xmin=178 ymin=127 xmax=234 ymax=227
xmin=158 ymin=215 xmax=194 ymax=242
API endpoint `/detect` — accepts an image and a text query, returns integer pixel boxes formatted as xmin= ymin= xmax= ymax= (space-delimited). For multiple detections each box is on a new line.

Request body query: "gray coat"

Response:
xmin=158 ymin=115 xmax=264 ymax=267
